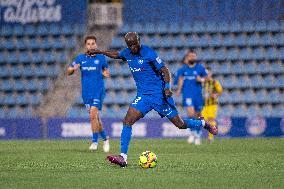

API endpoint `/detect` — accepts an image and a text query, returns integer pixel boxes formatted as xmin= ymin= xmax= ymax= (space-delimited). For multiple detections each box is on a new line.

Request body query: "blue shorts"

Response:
xmin=130 ymin=94 xmax=179 ymax=119
xmin=182 ymin=96 xmax=204 ymax=113
xmin=83 ymin=90 xmax=105 ymax=111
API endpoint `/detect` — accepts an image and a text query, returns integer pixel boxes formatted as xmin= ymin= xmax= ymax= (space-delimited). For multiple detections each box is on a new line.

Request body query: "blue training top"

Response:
xmin=70 ymin=53 xmax=108 ymax=100
xmin=118 ymin=45 xmax=166 ymax=95
xmin=174 ymin=63 xmax=207 ymax=97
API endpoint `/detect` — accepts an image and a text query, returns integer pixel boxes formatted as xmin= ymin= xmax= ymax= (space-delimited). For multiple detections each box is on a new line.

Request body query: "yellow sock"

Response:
xmin=208 ymin=133 xmax=214 ymax=140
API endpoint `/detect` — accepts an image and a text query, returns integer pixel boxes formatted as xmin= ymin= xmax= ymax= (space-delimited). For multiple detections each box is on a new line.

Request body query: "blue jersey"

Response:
xmin=71 ymin=54 xmax=108 ymax=100
xmin=118 ymin=45 xmax=165 ymax=95
xmin=174 ymin=63 xmax=207 ymax=98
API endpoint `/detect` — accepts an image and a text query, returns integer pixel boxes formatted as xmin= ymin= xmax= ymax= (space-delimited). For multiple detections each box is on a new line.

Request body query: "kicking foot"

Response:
xmin=106 ymin=155 xmax=127 ymax=168
xmin=203 ymin=121 xmax=218 ymax=135
xmin=199 ymin=117 xmax=218 ymax=135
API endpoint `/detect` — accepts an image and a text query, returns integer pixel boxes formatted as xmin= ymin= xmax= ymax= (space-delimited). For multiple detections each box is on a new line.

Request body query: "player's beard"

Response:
xmin=188 ymin=61 xmax=195 ymax=65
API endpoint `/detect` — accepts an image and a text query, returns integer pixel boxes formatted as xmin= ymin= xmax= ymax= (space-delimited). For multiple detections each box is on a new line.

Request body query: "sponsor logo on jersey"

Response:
xmin=129 ymin=67 xmax=145 ymax=73
xmin=245 ymin=116 xmax=266 ymax=136
xmin=81 ymin=67 xmax=97 ymax=71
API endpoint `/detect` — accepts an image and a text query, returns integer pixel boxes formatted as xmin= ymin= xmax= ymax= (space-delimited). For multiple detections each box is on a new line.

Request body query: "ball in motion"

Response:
xmin=139 ymin=151 xmax=157 ymax=168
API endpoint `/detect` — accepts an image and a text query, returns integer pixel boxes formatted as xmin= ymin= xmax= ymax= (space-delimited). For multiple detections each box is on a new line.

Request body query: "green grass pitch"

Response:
xmin=0 ymin=138 xmax=283 ymax=189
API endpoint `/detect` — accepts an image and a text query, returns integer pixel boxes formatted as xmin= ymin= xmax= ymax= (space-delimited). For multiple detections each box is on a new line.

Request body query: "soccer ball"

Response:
xmin=139 ymin=151 xmax=157 ymax=169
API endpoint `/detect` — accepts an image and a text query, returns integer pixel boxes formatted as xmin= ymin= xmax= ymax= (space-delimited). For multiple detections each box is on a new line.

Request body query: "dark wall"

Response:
xmin=122 ymin=0 xmax=284 ymax=24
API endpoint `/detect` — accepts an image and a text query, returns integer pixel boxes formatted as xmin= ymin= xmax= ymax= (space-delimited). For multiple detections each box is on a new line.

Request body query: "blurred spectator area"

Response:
xmin=0 ymin=23 xmax=85 ymax=118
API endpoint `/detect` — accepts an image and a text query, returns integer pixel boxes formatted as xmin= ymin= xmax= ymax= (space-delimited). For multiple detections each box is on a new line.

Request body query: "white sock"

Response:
xmin=120 ymin=153 xmax=127 ymax=161
xmin=201 ymin=120 xmax=205 ymax=127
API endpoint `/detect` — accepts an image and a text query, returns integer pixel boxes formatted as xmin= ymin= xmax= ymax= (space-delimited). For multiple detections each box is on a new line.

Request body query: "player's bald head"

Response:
xmin=124 ymin=32 xmax=141 ymax=54
xmin=124 ymin=32 xmax=140 ymax=43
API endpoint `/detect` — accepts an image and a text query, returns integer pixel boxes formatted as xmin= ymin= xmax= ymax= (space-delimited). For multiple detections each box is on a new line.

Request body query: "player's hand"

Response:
xmin=73 ymin=64 xmax=80 ymax=71
xmin=103 ymin=69 xmax=110 ymax=78
xmin=164 ymin=88 xmax=173 ymax=98
xmin=86 ymin=49 xmax=101 ymax=56
xmin=211 ymin=93 xmax=218 ymax=99
xmin=196 ymin=76 xmax=205 ymax=83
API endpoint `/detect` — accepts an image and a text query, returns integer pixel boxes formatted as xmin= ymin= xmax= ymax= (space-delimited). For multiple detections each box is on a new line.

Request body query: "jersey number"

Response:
xmin=132 ymin=97 xmax=142 ymax=105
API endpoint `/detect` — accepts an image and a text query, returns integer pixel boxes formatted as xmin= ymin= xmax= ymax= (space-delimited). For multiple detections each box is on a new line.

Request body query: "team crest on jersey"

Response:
xmin=217 ymin=116 xmax=232 ymax=135
xmin=156 ymin=57 xmax=162 ymax=64
xmin=193 ymin=71 xmax=197 ymax=75
xmin=138 ymin=59 xmax=144 ymax=64
xmin=94 ymin=60 xmax=99 ymax=64
xmin=245 ymin=116 xmax=266 ymax=136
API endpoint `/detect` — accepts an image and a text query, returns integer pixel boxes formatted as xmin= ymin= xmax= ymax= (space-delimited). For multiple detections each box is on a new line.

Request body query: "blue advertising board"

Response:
xmin=0 ymin=117 xmax=283 ymax=139
xmin=0 ymin=118 xmax=42 ymax=139
xmin=0 ymin=0 xmax=87 ymax=24
xmin=46 ymin=117 xmax=284 ymax=139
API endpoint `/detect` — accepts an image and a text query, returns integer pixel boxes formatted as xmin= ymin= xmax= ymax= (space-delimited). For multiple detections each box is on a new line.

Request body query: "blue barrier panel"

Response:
xmin=0 ymin=118 xmax=42 ymax=139
xmin=46 ymin=117 xmax=284 ymax=139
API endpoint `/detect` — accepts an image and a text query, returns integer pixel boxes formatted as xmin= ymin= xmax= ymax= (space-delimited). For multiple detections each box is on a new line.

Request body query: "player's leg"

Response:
xmin=107 ymin=107 xmax=144 ymax=167
xmin=107 ymin=95 xmax=151 ymax=167
xmin=89 ymin=106 xmax=100 ymax=150
xmin=159 ymin=97 xmax=217 ymax=135
xmin=97 ymin=91 xmax=110 ymax=152
xmin=155 ymin=96 xmax=207 ymax=131
xmin=207 ymin=105 xmax=218 ymax=143
xmin=98 ymin=117 xmax=110 ymax=152
xmin=186 ymin=106 xmax=196 ymax=144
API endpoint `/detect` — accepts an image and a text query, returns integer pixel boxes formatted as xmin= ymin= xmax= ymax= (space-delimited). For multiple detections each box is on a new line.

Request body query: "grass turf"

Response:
xmin=0 ymin=138 xmax=283 ymax=189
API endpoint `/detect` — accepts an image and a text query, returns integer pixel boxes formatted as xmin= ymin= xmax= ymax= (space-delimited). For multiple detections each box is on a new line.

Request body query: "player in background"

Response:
xmin=201 ymin=66 xmax=223 ymax=143
xmin=90 ymin=32 xmax=217 ymax=167
xmin=67 ymin=35 xmax=110 ymax=152
xmin=175 ymin=50 xmax=207 ymax=145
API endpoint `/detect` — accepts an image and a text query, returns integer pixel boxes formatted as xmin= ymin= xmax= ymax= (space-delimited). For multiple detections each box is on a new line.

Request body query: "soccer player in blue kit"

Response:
xmin=92 ymin=32 xmax=217 ymax=167
xmin=67 ymin=35 xmax=110 ymax=152
xmin=175 ymin=50 xmax=207 ymax=145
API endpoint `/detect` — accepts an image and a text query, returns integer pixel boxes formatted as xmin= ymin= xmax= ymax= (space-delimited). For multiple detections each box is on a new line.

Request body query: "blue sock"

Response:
xmin=120 ymin=125 xmax=132 ymax=155
xmin=92 ymin=132 xmax=98 ymax=143
xmin=99 ymin=130 xmax=107 ymax=141
xmin=184 ymin=118 xmax=203 ymax=130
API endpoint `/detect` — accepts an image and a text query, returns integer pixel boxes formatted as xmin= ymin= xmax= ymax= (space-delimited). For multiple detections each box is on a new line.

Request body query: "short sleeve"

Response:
xmin=70 ymin=55 xmax=81 ymax=67
xmin=101 ymin=56 xmax=108 ymax=69
xmin=118 ymin=49 xmax=127 ymax=61
xmin=148 ymin=49 xmax=165 ymax=70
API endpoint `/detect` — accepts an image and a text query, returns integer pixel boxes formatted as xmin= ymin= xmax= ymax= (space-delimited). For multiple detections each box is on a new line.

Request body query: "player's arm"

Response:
xmin=196 ymin=64 xmax=208 ymax=83
xmin=160 ymin=66 xmax=173 ymax=98
xmin=87 ymin=49 xmax=122 ymax=59
xmin=176 ymin=76 xmax=184 ymax=97
xmin=67 ymin=62 xmax=80 ymax=76
xmin=101 ymin=56 xmax=110 ymax=78
xmin=211 ymin=80 xmax=223 ymax=99
xmin=196 ymin=75 xmax=206 ymax=83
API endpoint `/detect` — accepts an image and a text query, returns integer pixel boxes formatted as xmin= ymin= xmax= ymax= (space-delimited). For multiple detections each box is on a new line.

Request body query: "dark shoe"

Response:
xmin=106 ymin=155 xmax=127 ymax=168
xmin=199 ymin=117 xmax=218 ymax=135
xmin=204 ymin=121 xmax=218 ymax=135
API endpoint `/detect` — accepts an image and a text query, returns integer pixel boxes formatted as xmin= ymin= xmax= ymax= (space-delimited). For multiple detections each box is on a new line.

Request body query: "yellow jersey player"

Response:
xmin=201 ymin=66 xmax=223 ymax=143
